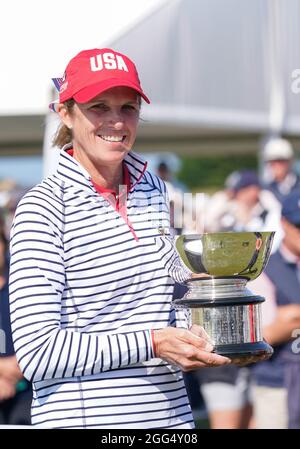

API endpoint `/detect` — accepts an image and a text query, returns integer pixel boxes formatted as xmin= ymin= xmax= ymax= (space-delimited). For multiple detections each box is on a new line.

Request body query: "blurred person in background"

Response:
xmin=204 ymin=171 xmax=239 ymax=232
xmin=211 ymin=170 xmax=280 ymax=233
xmin=0 ymin=182 xmax=29 ymax=241
xmin=0 ymin=215 xmax=31 ymax=425
xmin=156 ymin=161 xmax=187 ymax=194
xmin=195 ymin=169 xmax=281 ymax=429
xmin=263 ymin=137 xmax=300 ymax=205
xmin=0 ymin=180 xmax=18 ymax=240
xmin=207 ymin=169 xmax=282 ymax=251
xmin=250 ymin=190 xmax=300 ymax=429
xmin=0 ymin=180 xmax=17 ymax=211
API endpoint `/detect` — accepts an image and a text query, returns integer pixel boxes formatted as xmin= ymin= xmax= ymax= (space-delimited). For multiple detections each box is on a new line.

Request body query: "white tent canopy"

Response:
xmin=40 ymin=0 xmax=300 ymax=176
xmin=109 ymin=0 xmax=300 ymax=136
xmin=2 ymin=0 xmax=300 ymax=160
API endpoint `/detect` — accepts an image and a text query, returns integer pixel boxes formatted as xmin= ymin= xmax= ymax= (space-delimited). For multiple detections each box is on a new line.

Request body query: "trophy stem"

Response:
xmin=185 ymin=277 xmax=251 ymax=300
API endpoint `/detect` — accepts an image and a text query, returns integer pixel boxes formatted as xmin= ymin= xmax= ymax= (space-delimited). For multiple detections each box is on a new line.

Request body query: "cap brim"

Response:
xmin=49 ymin=79 xmax=150 ymax=112
xmin=73 ymin=79 xmax=150 ymax=104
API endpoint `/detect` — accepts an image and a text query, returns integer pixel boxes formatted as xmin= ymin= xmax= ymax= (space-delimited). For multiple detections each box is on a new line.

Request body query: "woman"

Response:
xmin=9 ymin=48 xmax=230 ymax=429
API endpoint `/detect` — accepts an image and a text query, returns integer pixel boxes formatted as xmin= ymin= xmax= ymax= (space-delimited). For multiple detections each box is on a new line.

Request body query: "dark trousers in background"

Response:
xmin=0 ymin=388 xmax=32 ymax=426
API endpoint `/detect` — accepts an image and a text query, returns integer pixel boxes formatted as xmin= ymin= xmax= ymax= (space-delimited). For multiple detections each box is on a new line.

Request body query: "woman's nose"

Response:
xmin=113 ymin=120 xmax=124 ymax=130
xmin=109 ymin=109 xmax=124 ymax=128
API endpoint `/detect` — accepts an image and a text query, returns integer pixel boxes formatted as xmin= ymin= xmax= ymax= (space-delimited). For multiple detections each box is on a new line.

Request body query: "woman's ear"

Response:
xmin=56 ymin=103 xmax=73 ymax=129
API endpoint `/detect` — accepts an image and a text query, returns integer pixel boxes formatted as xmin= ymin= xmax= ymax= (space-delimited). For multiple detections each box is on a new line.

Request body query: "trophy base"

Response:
xmin=214 ymin=341 xmax=273 ymax=364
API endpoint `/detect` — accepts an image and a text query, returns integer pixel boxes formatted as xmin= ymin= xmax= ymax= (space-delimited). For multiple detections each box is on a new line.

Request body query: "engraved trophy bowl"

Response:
xmin=172 ymin=232 xmax=274 ymax=363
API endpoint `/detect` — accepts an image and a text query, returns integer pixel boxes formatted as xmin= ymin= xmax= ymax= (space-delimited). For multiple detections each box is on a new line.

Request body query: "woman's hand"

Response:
xmin=152 ymin=325 xmax=231 ymax=371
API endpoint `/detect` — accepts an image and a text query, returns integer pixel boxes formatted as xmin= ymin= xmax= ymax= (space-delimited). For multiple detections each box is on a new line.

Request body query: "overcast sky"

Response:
xmin=1 ymin=0 xmax=164 ymax=115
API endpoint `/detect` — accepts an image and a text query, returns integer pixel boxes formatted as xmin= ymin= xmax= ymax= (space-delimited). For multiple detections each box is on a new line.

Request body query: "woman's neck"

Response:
xmin=72 ymin=149 xmax=124 ymax=191
xmin=90 ymin=165 xmax=124 ymax=191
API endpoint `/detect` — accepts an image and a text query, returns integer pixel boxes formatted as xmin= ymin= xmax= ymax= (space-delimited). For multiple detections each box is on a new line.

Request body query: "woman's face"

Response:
xmin=59 ymin=86 xmax=140 ymax=168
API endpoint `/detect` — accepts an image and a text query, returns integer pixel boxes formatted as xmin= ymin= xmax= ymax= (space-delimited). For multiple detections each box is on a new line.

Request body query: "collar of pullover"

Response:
xmin=55 ymin=143 xmax=148 ymax=195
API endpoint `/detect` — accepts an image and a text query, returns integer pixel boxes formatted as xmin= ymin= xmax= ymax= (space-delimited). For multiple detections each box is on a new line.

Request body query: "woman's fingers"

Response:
xmin=173 ymin=348 xmax=231 ymax=371
xmin=153 ymin=327 xmax=231 ymax=371
xmin=191 ymin=349 xmax=231 ymax=367
xmin=189 ymin=324 xmax=214 ymax=344
xmin=178 ymin=328 xmax=214 ymax=352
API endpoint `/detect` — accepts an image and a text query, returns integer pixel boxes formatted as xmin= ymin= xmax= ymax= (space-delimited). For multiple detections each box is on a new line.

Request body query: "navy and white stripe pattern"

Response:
xmin=9 ymin=148 xmax=193 ymax=429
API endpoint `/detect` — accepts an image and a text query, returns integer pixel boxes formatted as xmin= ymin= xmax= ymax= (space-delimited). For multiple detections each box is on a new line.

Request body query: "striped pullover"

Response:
xmin=9 ymin=148 xmax=194 ymax=429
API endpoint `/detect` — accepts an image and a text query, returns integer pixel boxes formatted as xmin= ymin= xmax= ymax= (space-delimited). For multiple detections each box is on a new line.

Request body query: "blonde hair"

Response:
xmin=52 ymin=99 xmax=75 ymax=148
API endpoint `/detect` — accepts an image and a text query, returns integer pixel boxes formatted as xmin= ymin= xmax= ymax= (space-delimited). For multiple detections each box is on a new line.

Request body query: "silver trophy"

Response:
xmin=172 ymin=232 xmax=274 ymax=362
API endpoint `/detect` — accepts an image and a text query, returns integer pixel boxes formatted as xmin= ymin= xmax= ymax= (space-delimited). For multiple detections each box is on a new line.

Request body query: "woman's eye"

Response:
xmin=90 ymin=104 xmax=109 ymax=111
xmin=123 ymin=104 xmax=138 ymax=112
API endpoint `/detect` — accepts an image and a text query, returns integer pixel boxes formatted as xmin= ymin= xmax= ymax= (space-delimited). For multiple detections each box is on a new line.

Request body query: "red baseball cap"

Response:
xmin=49 ymin=48 xmax=150 ymax=111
